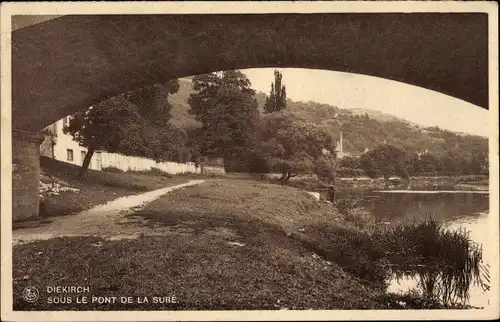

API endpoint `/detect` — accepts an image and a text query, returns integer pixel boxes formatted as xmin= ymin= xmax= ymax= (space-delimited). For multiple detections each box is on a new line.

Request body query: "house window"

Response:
xmin=63 ymin=116 xmax=70 ymax=127
xmin=66 ymin=149 xmax=73 ymax=161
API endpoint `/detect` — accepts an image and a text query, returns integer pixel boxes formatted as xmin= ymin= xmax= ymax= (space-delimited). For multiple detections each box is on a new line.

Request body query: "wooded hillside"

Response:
xmin=169 ymin=79 xmax=488 ymax=160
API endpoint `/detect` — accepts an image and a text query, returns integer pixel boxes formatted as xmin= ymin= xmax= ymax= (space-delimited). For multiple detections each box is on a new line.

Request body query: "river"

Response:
xmin=337 ymin=187 xmax=491 ymax=309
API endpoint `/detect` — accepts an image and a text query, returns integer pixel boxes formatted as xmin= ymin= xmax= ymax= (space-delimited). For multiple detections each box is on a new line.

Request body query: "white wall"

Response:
xmin=42 ymin=117 xmax=209 ymax=175
xmin=99 ymin=152 xmax=201 ymax=174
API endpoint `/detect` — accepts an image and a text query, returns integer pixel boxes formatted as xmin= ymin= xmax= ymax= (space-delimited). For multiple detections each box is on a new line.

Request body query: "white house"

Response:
xmin=40 ymin=116 xmax=102 ymax=170
xmin=40 ymin=116 xmax=205 ymax=174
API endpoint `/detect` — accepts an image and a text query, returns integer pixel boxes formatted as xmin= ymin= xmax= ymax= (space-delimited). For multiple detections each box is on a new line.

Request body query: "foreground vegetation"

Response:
xmin=14 ymin=181 xmax=384 ymax=310
xmin=325 ymin=197 xmax=489 ymax=307
xmin=14 ymin=179 xmax=486 ymax=310
xmin=380 ymin=220 xmax=489 ymax=306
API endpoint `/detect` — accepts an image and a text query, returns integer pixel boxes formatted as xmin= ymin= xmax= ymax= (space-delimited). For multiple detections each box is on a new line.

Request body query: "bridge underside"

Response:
xmin=10 ymin=13 xmax=488 ymax=222
xmin=12 ymin=13 xmax=488 ymax=131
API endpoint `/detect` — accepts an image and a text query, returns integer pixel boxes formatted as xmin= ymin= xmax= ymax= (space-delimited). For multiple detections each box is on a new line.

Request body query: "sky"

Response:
xmin=240 ymin=68 xmax=490 ymax=137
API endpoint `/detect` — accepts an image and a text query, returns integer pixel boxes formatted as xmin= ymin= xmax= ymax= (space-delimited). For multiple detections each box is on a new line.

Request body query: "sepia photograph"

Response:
xmin=1 ymin=1 xmax=498 ymax=321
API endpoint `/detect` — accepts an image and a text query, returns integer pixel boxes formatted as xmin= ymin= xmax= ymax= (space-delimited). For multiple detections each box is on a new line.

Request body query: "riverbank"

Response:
xmin=285 ymin=175 xmax=489 ymax=196
xmin=13 ymin=180 xmax=386 ymax=310
xmin=13 ymin=179 xmax=476 ymax=310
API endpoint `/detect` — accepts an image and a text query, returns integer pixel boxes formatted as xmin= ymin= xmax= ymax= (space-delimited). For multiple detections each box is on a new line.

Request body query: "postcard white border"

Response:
xmin=1 ymin=1 xmax=498 ymax=321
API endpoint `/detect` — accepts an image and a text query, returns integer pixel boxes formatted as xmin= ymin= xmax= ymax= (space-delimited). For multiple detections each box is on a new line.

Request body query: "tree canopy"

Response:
xmin=64 ymin=80 xmax=182 ymax=178
xmin=255 ymin=112 xmax=336 ymax=182
xmin=188 ymin=71 xmax=255 ymax=123
xmin=263 ymin=70 xmax=287 ymax=113
xmin=358 ymin=144 xmax=411 ymax=181
xmin=188 ymin=71 xmax=259 ymax=171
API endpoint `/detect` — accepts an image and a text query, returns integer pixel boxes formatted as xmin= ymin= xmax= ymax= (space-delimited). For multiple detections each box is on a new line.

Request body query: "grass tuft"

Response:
xmin=128 ymin=167 xmax=173 ymax=178
xmin=378 ymin=218 xmax=489 ymax=306
xmin=101 ymin=166 xmax=123 ymax=173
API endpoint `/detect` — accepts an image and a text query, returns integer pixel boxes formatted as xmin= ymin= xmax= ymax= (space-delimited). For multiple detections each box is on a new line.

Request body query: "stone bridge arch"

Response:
xmin=12 ymin=13 xmax=488 ymax=131
xmin=10 ymin=13 xmax=488 ymax=222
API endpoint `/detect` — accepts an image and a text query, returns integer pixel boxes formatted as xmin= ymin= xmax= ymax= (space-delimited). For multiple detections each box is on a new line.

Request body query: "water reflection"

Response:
xmin=387 ymin=212 xmax=492 ymax=309
xmin=337 ymin=189 xmax=489 ymax=225
xmin=338 ymin=188 xmax=491 ymax=308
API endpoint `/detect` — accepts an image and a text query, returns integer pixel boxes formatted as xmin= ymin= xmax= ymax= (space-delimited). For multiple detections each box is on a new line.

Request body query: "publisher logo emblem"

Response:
xmin=22 ymin=286 xmax=39 ymax=303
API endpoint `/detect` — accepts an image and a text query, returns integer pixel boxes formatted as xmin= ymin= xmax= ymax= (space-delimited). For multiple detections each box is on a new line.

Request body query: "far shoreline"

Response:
xmin=281 ymin=174 xmax=489 ymax=193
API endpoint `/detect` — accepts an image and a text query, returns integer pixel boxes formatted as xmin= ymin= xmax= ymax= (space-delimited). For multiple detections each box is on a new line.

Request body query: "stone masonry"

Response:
xmin=12 ymin=130 xmax=45 ymax=222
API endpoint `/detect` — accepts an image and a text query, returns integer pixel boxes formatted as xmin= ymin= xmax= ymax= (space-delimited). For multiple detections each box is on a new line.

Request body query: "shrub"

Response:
xmin=246 ymin=151 xmax=271 ymax=174
xmin=315 ymin=213 xmax=488 ymax=306
xmin=102 ymin=166 xmax=123 ymax=173
xmin=336 ymin=167 xmax=365 ymax=178
xmin=334 ymin=198 xmax=375 ymax=229
xmin=343 ymin=208 xmax=376 ymax=229
xmin=128 ymin=168 xmax=173 ymax=178
xmin=321 ymin=226 xmax=388 ymax=286
xmin=313 ymin=156 xmax=336 ymax=183
xmin=334 ymin=198 xmax=365 ymax=215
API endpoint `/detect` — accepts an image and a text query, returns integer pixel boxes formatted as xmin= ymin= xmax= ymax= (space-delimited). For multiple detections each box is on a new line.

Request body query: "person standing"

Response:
xmin=327 ymin=185 xmax=336 ymax=202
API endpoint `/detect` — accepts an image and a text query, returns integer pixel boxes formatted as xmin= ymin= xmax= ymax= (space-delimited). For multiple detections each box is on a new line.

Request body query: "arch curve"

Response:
xmin=12 ymin=13 xmax=488 ymax=131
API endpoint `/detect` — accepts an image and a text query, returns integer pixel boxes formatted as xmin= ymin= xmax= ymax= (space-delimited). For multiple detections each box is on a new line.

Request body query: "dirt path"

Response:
xmin=13 ymin=180 xmax=205 ymax=245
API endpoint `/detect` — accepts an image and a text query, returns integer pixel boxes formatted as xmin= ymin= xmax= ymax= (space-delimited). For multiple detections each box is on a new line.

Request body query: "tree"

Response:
xmin=467 ymin=150 xmax=488 ymax=175
xmin=256 ymin=112 xmax=335 ymax=182
xmin=188 ymin=71 xmax=255 ymax=124
xmin=338 ymin=156 xmax=360 ymax=170
xmin=64 ymin=96 xmax=142 ymax=178
xmin=358 ymin=144 xmax=410 ymax=182
xmin=188 ymin=71 xmax=259 ymax=171
xmin=201 ymin=85 xmax=259 ymax=168
xmin=64 ymin=80 xmax=180 ymax=178
xmin=314 ymin=155 xmax=337 ymax=183
xmin=124 ymin=80 xmax=179 ymax=128
xmin=263 ymin=70 xmax=287 ymax=113
xmin=410 ymin=153 xmax=440 ymax=176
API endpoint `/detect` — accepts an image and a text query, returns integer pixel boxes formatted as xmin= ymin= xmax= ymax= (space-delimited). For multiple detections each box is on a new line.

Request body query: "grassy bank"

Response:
xmin=14 ymin=179 xmax=391 ymax=310
xmin=15 ymin=179 xmax=480 ymax=310
xmin=129 ymin=179 xmax=488 ymax=308
xmin=35 ymin=157 xmax=190 ymax=222
xmin=14 ymin=234 xmax=386 ymax=310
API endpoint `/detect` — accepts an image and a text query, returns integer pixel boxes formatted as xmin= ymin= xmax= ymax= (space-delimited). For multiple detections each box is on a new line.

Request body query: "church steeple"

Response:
xmin=334 ymin=132 xmax=344 ymax=160
xmin=339 ymin=131 xmax=343 ymax=154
